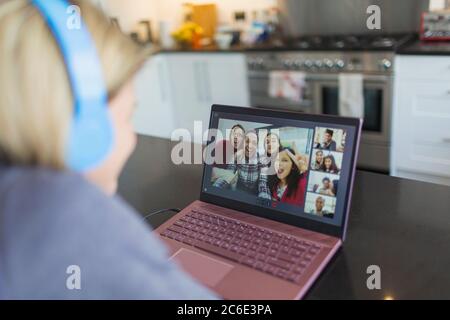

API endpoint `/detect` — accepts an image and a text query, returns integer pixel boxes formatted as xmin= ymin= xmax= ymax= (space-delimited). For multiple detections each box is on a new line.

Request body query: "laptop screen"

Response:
xmin=201 ymin=106 xmax=361 ymax=233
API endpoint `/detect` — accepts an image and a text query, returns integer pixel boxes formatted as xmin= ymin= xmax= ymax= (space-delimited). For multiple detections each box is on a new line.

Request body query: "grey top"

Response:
xmin=0 ymin=166 xmax=216 ymax=300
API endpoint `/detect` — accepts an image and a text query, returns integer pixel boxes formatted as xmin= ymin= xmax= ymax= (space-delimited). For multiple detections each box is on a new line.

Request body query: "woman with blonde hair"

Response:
xmin=0 ymin=0 xmax=214 ymax=299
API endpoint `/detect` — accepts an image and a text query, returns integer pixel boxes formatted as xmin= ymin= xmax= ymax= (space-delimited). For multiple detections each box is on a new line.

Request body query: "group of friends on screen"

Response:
xmin=210 ymin=123 xmax=347 ymax=220
xmin=304 ymin=128 xmax=347 ymax=218
xmin=212 ymin=124 xmax=310 ymax=207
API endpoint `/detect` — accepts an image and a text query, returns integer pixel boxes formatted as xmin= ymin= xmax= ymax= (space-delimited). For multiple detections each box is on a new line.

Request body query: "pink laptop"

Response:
xmin=156 ymin=105 xmax=362 ymax=300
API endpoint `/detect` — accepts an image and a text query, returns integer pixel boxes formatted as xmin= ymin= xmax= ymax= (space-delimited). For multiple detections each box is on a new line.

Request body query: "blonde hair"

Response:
xmin=0 ymin=0 xmax=149 ymax=169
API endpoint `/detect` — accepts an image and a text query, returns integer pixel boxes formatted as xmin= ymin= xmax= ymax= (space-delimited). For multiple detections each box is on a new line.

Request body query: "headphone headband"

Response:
xmin=32 ymin=0 xmax=113 ymax=171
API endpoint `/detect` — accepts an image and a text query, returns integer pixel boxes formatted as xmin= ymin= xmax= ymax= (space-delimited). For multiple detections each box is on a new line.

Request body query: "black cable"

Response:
xmin=142 ymin=208 xmax=181 ymax=222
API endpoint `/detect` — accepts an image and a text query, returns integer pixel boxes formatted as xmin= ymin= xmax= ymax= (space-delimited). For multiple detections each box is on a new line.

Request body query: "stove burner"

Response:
xmin=297 ymin=40 xmax=311 ymax=49
xmin=331 ymin=36 xmax=361 ymax=49
xmin=372 ymin=37 xmax=395 ymax=48
xmin=333 ymin=40 xmax=346 ymax=49
xmin=298 ymin=37 xmax=323 ymax=48
xmin=289 ymin=33 xmax=413 ymax=51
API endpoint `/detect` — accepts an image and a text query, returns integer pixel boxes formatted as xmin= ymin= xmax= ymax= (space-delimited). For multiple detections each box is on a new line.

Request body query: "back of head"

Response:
xmin=0 ymin=0 xmax=148 ymax=169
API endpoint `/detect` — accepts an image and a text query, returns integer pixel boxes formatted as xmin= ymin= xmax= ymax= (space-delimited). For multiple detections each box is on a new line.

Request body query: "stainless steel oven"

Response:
xmin=312 ymin=73 xmax=392 ymax=172
xmin=247 ymin=50 xmax=395 ymax=172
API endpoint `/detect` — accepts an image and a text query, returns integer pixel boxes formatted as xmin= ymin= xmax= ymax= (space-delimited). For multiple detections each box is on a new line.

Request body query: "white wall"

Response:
xmin=99 ymin=0 xmax=443 ymax=39
xmin=430 ymin=0 xmax=450 ymax=10
xmin=99 ymin=0 xmax=159 ymax=33
xmin=100 ymin=0 xmax=276 ymax=34
xmin=157 ymin=0 xmax=276 ymax=26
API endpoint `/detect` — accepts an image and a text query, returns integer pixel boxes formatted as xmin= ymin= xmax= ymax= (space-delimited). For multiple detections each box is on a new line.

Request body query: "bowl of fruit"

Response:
xmin=172 ymin=22 xmax=204 ymax=49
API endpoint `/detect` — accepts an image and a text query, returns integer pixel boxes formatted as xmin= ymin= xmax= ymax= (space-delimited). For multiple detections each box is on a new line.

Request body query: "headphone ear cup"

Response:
xmin=66 ymin=53 xmax=113 ymax=172
xmin=67 ymin=106 xmax=114 ymax=172
xmin=31 ymin=0 xmax=114 ymax=172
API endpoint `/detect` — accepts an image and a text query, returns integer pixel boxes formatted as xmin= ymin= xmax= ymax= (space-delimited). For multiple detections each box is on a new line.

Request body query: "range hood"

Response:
xmin=277 ymin=0 xmax=430 ymax=37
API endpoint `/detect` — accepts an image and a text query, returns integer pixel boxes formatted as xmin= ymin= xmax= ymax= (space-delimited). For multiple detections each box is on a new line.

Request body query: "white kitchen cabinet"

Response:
xmin=166 ymin=53 xmax=249 ymax=142
xmin=164 ymin=54 xmax=210 ymax=143
xmin=135 ymin=53 xmax=249 ymax=142
xmin=391 ymin=55 xmax=450 ymax=186
xmin=207 ymin=55 xmax=250 ymax=105
xmin=134 ymin=55 xmax=177 ymax=138
xmin=395 ymin=55 xmax=450 ymax=81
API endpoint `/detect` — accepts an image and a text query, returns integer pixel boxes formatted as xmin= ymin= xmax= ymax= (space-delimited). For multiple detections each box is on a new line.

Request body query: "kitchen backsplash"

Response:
xmin=95 ymin=0 xmax=446 ymax=42
xmin=97 ymin=0 xmax=276 ymax=33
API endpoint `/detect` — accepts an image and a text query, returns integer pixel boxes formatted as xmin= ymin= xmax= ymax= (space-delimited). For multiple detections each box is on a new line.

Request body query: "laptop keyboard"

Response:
xmin=160 ymin=210 xmax=323 ymax=285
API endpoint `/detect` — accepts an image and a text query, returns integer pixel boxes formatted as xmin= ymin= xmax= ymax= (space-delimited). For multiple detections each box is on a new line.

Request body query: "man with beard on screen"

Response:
xmin=214 ymin=130 xmax=268 ymax=197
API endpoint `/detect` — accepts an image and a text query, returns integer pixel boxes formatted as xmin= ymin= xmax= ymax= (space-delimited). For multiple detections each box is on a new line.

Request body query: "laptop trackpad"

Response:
xmin=171 ymin=248 xmax=234 ymax=287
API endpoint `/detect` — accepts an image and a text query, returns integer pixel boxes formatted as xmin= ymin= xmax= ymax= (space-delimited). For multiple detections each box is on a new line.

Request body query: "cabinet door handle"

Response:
xmin=194 ymin=61 xmax=204 ymax=102
xmin=202 ymin=61 xmax=212 ymax=102
xmin=157 ymin=62 xmax=167 ymax=103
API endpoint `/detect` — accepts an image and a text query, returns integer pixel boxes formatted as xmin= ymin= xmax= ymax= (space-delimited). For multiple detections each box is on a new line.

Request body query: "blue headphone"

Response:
xmin=32 ymin=0 xmax=114 ymax=172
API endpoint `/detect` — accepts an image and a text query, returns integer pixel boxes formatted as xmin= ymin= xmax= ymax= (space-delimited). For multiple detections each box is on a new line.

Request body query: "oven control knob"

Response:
xmin=314 ymin=60 xmax=323 ymax=68
xmin=304 ymin=60 xmax=313 ymax=69
xmin=380 ymin=58 xmax=392 ymax=70
xmin=248 ymin=58 xmax=259 ymax=69
xmin=283 ymin=60 xmax=293 ymax=69
xmin=323 ymin=59 xmax=334 ymax=69
xmin=335 ymin=59 xmax=345 ymax=69
xmin=254 ymin=58 xmax=265 ymax=69
xmin=293 ymin=60 xmax=303 ymax=69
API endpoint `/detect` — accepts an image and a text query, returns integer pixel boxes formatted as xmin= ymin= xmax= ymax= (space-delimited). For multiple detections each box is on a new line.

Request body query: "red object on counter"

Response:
xmin=192 ymin=33 xmax=202 ymax=49
xmin=420 ymin=12 xmax=450 ymax=41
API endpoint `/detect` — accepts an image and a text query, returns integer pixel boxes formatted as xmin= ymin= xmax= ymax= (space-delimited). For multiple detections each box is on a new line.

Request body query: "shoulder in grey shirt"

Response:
xmin=0 ymin=166 xmax=216 ymax=300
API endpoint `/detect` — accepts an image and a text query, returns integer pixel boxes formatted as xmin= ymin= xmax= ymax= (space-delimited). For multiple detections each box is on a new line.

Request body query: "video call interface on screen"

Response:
xmin=203 ymin=112 xmax=356 ymax=227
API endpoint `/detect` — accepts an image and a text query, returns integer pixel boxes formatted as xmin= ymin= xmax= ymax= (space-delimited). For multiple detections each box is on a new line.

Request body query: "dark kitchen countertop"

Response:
xmin=153 ymin=44 xmax=417 ymax=54
xmin=395 ymin=40 xmax=450 ymax=55
xmin=150 ymin=38 xmax=450 ymax=56
xmin=154 ymin=44 xmax=246 ymax=54
xmin=152 ymin=43 xmax=292 ymax=54
xmin=118 ymin=135 xmax=450 ymax=300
